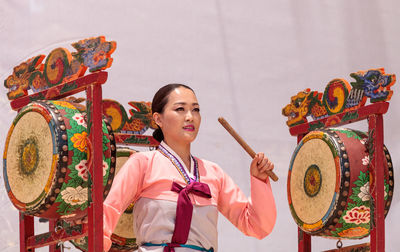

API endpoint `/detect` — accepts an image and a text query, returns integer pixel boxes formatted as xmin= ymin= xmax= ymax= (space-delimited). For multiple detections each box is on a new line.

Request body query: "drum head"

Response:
xmin=4 ymin=106 xmax=56 ymax=208
xmin=69 ymin=148 xmax=138 ymax=251
xmin=112 ymin=148 xmax=137 ymax=249
xmin=112 ymin=212 xmax=136 ymax=246
xmin=288 ymin=131 xmax=341 ymax=233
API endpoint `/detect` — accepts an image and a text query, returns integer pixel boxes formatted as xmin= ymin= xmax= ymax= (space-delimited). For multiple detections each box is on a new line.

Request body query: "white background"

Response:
xmin=0 ymin=0 xmax=399 ymax=251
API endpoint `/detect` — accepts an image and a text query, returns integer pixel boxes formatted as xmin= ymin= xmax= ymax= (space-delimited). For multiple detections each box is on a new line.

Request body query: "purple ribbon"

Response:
xmin=164 ymin=181 xmax=212 ymax=252
xmin=163 ymin=243 xmax=182 ymax=252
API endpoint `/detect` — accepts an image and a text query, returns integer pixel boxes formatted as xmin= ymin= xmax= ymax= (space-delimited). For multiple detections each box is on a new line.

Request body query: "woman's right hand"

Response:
xmin=250 ymin=152 xmax=274 ymax=182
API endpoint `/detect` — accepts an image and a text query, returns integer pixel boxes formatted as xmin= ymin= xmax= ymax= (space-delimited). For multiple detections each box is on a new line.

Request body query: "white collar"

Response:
xmin=159 ymin=141 xmax=195 ymax=179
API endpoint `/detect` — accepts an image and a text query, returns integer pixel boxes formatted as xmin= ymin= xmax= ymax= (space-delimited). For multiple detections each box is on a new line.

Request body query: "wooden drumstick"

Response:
xmin=218 ymin=117 xmax=279 ymax=182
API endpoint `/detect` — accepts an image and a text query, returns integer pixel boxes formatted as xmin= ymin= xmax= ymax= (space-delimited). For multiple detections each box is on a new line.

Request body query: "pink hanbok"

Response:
xmin=103 ymin=142 xmax=276 ymax=252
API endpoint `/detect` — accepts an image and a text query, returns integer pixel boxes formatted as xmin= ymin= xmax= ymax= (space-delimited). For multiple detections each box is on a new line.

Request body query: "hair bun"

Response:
xmin=153 ymin=128 xmax=164 ymax=142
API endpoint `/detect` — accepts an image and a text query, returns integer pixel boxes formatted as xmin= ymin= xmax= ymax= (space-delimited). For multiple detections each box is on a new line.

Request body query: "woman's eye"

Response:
xmin=193 ymin=108 xmax=200 ymax=112
xmin=175 ymin=107 xmax=184 ymax=111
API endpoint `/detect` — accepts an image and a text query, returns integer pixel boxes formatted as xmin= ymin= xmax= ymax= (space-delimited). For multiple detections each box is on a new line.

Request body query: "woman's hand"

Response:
xmin=250 ymin=152 xmax=274 ymax=182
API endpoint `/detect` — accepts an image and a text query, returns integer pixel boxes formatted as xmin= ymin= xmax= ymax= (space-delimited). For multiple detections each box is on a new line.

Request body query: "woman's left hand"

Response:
xmin=250 ymin=152 xmax=274 ymax=182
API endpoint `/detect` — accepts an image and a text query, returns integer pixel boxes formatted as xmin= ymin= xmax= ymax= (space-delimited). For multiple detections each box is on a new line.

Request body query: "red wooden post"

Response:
xmin=48 ymin=220 xmax=61 ymax=252
xmin=368 ymin=114 xmax=385 ymax=252
xmin=87 ymin=83 xmax=104 ymax=252
xmin=20 ymin=213 xmax=34 ymax=252
xmin=298 ymin=228 xmax=311 ymax=252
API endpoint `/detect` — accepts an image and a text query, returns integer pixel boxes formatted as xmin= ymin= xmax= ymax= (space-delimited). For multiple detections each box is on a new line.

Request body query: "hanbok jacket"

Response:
xmin=103 ymin=142 xmax=276 ymax=251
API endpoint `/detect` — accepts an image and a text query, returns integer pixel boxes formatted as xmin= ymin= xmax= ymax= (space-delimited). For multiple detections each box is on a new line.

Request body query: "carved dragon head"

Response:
xmin=350 ymin=68 xmax=396 ymax=103
xmin=282 ymin=88 xmax=312 ymax=126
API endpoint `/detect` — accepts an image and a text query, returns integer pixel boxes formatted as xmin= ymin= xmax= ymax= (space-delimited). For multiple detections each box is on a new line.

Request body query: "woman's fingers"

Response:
xmin=251 ymin=152 xmax=274 ymax=181
xmin=251 ymin=153 xmax=262 ymax=167
xmin=257 ymin=155 xmax=274 ymax=172
xmin=256 ymin=153 xmax=264 ymax=165
xmin=257 ymin=156 xmax=268 ymax=168
xmin=260 ymin=160 xmax=274 ymax=173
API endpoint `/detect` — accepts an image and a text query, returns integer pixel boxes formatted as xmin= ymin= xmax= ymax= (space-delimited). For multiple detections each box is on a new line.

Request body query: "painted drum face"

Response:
xmin=70 ymin=148 xmax=138 ymax=252
xmin=3 ymin=100 xmax=116 ymax=220
xmin=287 ymin=128 xmax=394 ymax=239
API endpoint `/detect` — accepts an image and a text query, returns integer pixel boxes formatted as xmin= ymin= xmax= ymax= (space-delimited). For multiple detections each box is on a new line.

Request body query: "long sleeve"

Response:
xmin=217 ymin=171 xmax=277 ymax=239
xmin=103 ymin=153 xmax=146 ymax=251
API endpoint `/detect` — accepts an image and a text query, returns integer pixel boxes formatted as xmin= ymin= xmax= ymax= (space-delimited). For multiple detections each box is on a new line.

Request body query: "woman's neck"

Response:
xmin=163 ymin=139 xmax=191 ymax=171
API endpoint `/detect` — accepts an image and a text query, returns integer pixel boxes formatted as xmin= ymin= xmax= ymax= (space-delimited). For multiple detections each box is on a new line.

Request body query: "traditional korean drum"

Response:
xmin=3 ymin=100 xmax=116 ymax=220
xmin=287 ymin=128 xmax=394 ymax=239
xmin=71 ymin=148 xmax=138 ymax=251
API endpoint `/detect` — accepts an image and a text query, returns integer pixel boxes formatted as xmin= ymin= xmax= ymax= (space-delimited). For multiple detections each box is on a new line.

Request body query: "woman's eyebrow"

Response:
xmin=173 ymin=102 xmax=199 ymax=106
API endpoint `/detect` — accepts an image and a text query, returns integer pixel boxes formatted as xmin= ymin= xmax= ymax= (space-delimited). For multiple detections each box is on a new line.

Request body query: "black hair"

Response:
xmin=152 ymin=83 xmax=195 ymax=142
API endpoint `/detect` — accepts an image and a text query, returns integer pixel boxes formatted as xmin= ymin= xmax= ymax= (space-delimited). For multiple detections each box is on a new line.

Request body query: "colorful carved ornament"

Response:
xmin=4 ymin=36 xmax=116 ymax=100
xmin=282 ymin=68 xmax=396 ymax=127
xmin=102 ymin=99 xmax=158 ymax=134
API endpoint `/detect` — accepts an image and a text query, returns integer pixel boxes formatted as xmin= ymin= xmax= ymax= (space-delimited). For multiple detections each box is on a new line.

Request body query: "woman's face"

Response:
xmin=154 ymin=87 xmax=201 ymax=145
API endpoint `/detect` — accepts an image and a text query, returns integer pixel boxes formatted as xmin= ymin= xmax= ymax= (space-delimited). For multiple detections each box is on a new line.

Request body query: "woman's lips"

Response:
xmin=183 ymin=125 xmax=195 ymax=131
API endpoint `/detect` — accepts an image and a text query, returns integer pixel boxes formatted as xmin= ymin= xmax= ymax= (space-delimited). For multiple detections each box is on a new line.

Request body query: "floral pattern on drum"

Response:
xmin=343 ymin=206 xmax=370 ymax=225
xmin=71 ymin=132 xmax=88 ymax=152
xmin=358 ymin=182 xmax=370 ymax=201
xmin=61 ymin=186 xmax=88 ymax=206
xmin=337 ymin=227 xmax=369 ymax=238
xmin=72 ymin=113 xmax=87 ymax=128
xmin=52 ymin=101 xmax=113 ymax=217
xmin=330 ymin=128 xmax=363 ymax=140
xmin=331 ymin=171 xmax=389 ymax=238
xmin=75 ymin=160 xmax=89 ymax=181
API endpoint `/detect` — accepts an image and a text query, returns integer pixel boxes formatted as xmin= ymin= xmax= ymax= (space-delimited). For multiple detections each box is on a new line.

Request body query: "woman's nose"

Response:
xmin=185 ymin=111 xmax=193 ymax=121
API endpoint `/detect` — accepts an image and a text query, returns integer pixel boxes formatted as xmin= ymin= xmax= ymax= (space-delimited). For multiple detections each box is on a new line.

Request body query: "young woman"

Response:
xmin=103 ymin=84 xmax=277 ymax=252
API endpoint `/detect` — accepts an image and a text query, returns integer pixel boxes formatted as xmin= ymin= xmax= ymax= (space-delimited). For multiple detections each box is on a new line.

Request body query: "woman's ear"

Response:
xmin=153 ymin=112 xmax=162 ymax=128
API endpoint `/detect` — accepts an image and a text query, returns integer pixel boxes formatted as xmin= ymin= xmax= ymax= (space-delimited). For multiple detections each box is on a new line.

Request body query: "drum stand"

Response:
xmin=14 ymin=72 xmax=108 ymax=252
xmin=289 ymin=102 xmax=389 ymax=252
